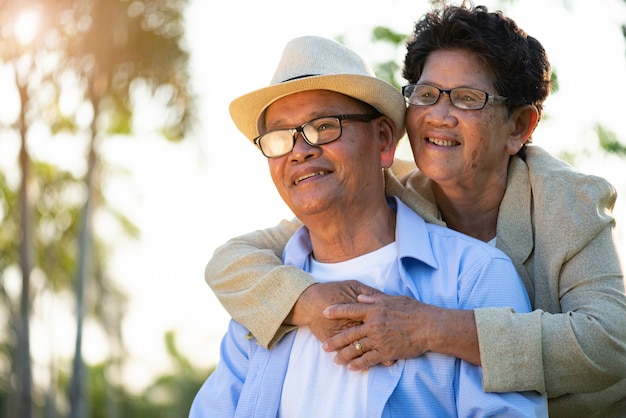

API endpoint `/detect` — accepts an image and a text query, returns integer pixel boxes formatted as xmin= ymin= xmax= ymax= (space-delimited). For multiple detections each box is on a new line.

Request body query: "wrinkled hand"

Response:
xmin=291 ymin=280 xmax=383 ymax=342
xmin=322 ymin=293 xmax=440 ymax=371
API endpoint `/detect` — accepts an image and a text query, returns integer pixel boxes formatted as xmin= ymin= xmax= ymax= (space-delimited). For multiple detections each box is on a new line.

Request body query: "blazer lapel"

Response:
xmin=496 ymin=156 xmax=534 ymax=299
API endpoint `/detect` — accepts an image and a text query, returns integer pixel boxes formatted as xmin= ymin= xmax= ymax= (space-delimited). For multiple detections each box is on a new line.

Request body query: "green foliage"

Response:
xmin=0 ymin=330 xmax=211 ymax=417
xmin=550 ymin=70 xmax=559 ymax=95
xmin=0 ymin=170 xmax=18 ymax=272
xmin=93 ymin=332 xmax=212 ymax=417
xmin=622 ymin=23 xmax=626 ymax=58
xmin=63 ymin=0 xmax=194 ymax=140
xmin=372 ymin=26 xmax=407 ymax=45
xmin=0 ymin=160 xmax=84 ymax=294
xmin=597 ymin=124 xmax=626 ymax=156
xmin=370 ymin=26 xmax=408 ymax=89
xmin=133 ymin=331 xmax=213 ymax=417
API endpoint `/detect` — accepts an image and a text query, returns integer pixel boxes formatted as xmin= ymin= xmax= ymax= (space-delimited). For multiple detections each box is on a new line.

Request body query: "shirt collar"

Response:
xmin=283 ymin=196 xmax=439 ymax=271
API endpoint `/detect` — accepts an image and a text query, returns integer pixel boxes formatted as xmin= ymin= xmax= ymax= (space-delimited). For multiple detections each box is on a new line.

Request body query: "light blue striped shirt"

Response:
xmin=190 ymin=198 xmax=548 ymax=417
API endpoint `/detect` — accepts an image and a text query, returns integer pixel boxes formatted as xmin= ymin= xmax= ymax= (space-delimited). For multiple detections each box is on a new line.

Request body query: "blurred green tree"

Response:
xmin=59 ymin=2 xmax=193 ymax=417
xmin=50 ymin=331 xmax=212 ymax=418
xmin=0 ymin=0 xmax=194 ymax=416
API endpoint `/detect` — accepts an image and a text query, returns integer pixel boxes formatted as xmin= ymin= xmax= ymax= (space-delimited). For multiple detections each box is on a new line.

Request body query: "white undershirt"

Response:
xmin=279 ymin=242 xmax=399 ymax=418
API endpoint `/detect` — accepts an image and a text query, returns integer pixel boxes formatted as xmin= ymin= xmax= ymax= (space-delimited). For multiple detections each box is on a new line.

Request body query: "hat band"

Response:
xmin=281 ymin=74 xmax=320 ymax=83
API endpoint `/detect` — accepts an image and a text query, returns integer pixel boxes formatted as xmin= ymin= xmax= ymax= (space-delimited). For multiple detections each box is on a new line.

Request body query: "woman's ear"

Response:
xmin=506 ymin=105 xmax=539 ymax=155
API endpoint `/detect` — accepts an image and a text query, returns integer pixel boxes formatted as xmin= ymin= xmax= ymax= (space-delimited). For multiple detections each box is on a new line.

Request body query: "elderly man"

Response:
xmin=189 ymin=35 xmax=547 ymax=417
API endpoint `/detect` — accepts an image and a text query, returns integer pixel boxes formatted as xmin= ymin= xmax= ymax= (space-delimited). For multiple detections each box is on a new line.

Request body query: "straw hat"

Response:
xmin=229 ymin=36 xmax=406 ymax=142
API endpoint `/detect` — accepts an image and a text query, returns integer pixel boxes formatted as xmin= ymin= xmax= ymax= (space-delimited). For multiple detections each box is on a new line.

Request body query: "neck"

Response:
xmin=432 ymin=180 xmax=505 ymax=243
xmin=304 ymin=202 xmax=396 ymax=263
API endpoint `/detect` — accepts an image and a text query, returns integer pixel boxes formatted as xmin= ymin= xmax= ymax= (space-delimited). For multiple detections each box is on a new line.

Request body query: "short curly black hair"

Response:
xmin=403 ymin=3 xmax=552 ymax=122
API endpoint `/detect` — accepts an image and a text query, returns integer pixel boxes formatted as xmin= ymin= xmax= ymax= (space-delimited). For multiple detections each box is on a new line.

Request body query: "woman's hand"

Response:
xmin=322 ymin=294 xmax=480 ymax=370
xmin=321 ymin=294 xmax=435 ymax=370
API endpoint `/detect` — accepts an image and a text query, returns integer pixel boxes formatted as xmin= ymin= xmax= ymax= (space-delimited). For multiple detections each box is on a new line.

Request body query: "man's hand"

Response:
xmin=285 ymin=280 xmax=382 ymax=342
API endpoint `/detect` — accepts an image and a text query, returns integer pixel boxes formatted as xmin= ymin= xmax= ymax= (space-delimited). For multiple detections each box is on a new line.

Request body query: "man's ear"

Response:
xmin=506 ymin=105 xmax=539 ymax=155
xmin=377 ymin=116 xmax=398 ymax=169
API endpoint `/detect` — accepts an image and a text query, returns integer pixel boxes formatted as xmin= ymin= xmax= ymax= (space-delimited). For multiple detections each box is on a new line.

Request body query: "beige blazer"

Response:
xmin=206 ymin=145 xmax=626 ymax=417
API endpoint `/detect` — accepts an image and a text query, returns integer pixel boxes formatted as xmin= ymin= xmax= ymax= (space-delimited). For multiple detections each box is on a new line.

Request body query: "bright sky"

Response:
xmin=7 ymin=0 xmax=626 ymax=392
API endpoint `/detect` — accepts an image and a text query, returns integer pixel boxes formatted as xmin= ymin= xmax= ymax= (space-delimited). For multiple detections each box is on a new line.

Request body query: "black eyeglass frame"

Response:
xmin=254 ymin=113 xmax=381 ymax=158
xmin=402 ymin=84 xmax=508 ymax=110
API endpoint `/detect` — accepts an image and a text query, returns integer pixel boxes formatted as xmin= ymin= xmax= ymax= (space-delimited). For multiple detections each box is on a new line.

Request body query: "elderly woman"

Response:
xmin=204 ymin=4 xmax=626 ymax=417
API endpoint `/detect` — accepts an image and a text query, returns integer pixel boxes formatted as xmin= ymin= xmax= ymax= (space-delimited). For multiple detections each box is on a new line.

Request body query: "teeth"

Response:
xmin=428 ymin=137 xmax=457 ymax=147
xmin=295 ymin=171 xmax=327 ymax=185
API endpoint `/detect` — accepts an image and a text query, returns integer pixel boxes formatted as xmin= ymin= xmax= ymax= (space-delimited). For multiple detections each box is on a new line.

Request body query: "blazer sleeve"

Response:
xmin=204 ymin=218 xmax=315 ymax=349
xmin=476 ymin=219 xmax=626 ymax=396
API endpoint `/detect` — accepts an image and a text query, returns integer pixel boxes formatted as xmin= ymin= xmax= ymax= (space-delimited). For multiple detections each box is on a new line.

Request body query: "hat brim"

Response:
xmin=229 ymin=74 xmax=406 ymax=142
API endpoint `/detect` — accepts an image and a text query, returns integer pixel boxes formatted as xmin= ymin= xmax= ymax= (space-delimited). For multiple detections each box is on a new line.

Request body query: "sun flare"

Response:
xmin=14 ymin=9 xmax=41 ymax=45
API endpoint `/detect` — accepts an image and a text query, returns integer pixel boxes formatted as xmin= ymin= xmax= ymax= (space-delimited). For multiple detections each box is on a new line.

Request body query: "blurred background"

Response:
xmin=1 ymin=0 xmax=625 ymax=416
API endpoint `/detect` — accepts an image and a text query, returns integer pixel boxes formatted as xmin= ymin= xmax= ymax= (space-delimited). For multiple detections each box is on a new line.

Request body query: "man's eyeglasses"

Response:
xmin=254 ymin=114 xmax=381 ymax=158
xmin=402 ymin=84 xmax=508 ymax=110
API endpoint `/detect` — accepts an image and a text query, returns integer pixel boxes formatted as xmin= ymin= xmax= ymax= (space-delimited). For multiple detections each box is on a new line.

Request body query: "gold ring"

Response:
xmin=354 ymin=341 xmax=363 ymax=352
